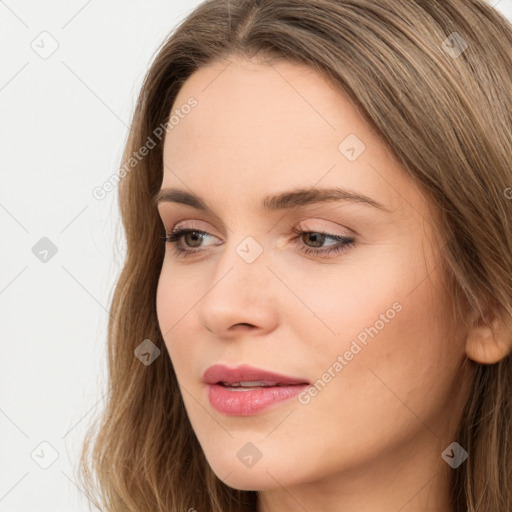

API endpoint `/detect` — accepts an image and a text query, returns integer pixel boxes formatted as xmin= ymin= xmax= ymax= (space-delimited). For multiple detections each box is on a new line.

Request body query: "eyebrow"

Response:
xmin=153 ymin=187 xmax=392 ymax=214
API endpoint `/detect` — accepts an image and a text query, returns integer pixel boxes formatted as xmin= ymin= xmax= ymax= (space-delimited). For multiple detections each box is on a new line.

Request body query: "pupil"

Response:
xmin=304 ymin=232 xmax=324 ymax=248
xmin=187 ymin=231 xmax=202 ymax=247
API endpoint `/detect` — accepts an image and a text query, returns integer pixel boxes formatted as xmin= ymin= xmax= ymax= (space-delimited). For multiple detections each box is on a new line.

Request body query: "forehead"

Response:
xmin=161 ymin=56 xmax=426 ymax=220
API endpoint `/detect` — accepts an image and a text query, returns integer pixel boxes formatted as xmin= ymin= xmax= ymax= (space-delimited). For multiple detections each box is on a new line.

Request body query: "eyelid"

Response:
xmin=170 ymin=220 xmax=221 ymax=237
xmin=294 ymin=219 xmax=354 ymax=238
xmin=168 ymin=219 xmax=352 ymax=241
xmin=157 ymin=206 xmax=228 ymax=235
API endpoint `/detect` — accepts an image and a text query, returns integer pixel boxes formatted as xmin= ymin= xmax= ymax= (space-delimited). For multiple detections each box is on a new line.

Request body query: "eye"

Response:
xmin=161 ymin=223 xmax=357 ymax=258
xmin=290 ymin=226 xmax=357 ymax=257
xmin=162 ymin=226 xmax=217 ymax=255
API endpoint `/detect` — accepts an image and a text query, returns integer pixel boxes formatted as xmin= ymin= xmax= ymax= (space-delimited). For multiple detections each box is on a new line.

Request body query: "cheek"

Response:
xmin=155 ymin=262 xmax=199 ymax=334
xmin=155 ymin=270 xmax=192 ymax=371
xmin=155 ymin=265 xmax=213 ymax=386
xmin=284 ymin=247 xmax=410 ymax=364
xmin=155 ymin=271 xmax=174 ymax=342
xmin=297 ymin=237 xmax=445 ymax=358
xmin=290 ymin=247 xmax=458 ymax=425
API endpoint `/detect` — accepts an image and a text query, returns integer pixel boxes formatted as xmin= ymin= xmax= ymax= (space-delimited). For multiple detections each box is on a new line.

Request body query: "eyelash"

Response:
xmin=161 ymin=224 xmax=357 ymax=258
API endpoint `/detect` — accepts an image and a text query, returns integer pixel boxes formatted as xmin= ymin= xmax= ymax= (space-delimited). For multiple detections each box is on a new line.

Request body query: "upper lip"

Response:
xmin=203 ymin=364 xmax=310 ymax=386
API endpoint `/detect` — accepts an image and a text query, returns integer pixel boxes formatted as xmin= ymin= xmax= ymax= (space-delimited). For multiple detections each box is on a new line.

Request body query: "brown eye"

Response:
xmin=163 ymin=226 xmax=220 ymax=257
xmin=301 ymin=232 xmax=327 ymax=248
xmin=181 ymin=231 xmax=204 ymax=248
xmin=291 ymin=227 xmax=357 ymax=257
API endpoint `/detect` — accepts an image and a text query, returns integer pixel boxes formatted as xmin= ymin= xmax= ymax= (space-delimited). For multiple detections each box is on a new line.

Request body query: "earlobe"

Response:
xmin=465 ymin=313 xmax=512 ymax=365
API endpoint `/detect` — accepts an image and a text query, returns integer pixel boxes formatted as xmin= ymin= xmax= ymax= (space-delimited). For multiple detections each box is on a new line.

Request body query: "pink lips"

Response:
xmin=203 ymin=364 xmax=310 ymax=416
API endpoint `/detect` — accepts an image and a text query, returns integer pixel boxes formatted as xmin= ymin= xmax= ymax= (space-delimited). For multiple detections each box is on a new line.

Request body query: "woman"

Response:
xmin=78 ymin=1 xmax=512 ymax=511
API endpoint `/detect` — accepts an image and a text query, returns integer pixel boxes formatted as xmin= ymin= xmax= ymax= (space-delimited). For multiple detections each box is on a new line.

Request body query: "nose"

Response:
xmin=196 ymin=241 xmax=280 ymax=340
xmin=200 ymin=321 xmax=253 ymax=333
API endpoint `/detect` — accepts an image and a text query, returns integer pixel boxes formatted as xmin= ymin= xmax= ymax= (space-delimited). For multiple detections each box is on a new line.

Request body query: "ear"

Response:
xmin=465 ymin=306 xmax=512 ymax=365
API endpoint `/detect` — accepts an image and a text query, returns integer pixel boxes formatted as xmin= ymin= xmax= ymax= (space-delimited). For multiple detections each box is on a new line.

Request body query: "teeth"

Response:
xmin=221 ymin=381 xmax=278 ymax=387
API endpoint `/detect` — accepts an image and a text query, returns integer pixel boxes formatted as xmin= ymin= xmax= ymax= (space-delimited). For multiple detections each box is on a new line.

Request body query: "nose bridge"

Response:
xmin=210 ymin=231 xmax=269 ymax=300
xmin=196 ymin=230 xmax=279 ymax=335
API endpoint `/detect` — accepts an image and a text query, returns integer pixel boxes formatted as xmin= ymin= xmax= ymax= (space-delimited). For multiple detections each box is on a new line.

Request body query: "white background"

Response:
xmin=1 ymin=1 xmax=511 ymax=510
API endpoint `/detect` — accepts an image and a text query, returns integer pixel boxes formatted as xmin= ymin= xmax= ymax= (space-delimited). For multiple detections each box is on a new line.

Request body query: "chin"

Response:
xmin=203 ymin=446 xmax=306 ymax=491
xmin=213 ymin=465 xmax=283 ymax=491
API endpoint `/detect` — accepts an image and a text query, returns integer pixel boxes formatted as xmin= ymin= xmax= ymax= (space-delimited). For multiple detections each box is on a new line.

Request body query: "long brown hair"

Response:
xmin=77 ymin=1 xmax=512 ymax=510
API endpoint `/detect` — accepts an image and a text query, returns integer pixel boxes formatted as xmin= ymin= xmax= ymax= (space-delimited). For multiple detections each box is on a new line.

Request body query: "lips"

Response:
xmin=202 ymin=364 xmax=310 ymax=387
xmin=203 ymin=364 xmax=310 ymax=415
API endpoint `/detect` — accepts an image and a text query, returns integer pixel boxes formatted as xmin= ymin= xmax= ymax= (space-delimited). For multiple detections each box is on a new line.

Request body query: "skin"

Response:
xmin=155 ymin=55 xmax=508 ymax=512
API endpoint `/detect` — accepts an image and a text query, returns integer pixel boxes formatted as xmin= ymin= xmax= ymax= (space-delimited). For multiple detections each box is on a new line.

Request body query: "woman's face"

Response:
xmin=155 ymin=56 xmax=473 ymax=509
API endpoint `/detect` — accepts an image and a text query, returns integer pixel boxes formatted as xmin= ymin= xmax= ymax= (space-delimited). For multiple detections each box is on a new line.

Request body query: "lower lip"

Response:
xmin=207 ymin=383 xmax=309 ymax=416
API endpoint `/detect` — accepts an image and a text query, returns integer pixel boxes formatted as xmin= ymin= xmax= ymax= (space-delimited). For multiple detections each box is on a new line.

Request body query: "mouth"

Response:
xmin=203 ymin=364 xmax=310 ymax=415
xmin=203 ymin=363 xmax=310 ymax=387
xmin=216 ymin=380 xmax=298 ymax=390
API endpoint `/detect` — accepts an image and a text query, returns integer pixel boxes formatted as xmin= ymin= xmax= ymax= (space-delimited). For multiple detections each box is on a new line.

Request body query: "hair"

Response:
xmin=77 ymin=1 xmax=512 ymax=511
